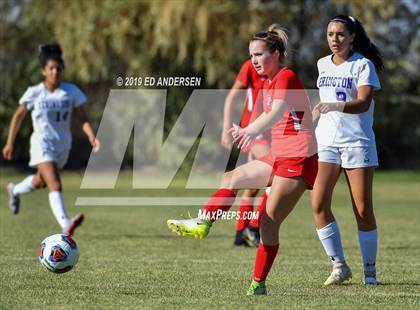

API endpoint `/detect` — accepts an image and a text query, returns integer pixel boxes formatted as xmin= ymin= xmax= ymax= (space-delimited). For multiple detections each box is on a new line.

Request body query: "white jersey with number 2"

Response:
xmin=19 ymin=82 xmax=87 ymax=153
xmin=316 ymin=52 xmax=381 ymax=147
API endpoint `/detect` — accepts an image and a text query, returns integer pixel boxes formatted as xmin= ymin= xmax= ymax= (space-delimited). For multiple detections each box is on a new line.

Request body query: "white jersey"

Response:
xmin=19 ymin=82 xmax=87 ymax=152
xmin=316 ymin=52 xmax=381 ymax=147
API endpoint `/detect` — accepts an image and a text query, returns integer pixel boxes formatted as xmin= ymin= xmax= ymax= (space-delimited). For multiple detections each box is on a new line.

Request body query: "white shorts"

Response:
xmin=318 ymin=145 xmax=378 ymax=168
xmin=29 ymin=146 xmax=69 ymax=169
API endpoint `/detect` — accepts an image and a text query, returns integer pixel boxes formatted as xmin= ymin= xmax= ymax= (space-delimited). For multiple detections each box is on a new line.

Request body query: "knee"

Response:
xmin=261 ymin=208 xmax=278 ymax=224
xmin=222 ymin=170 xmax=245 ymax=189
xmin=355 ymin=202 xmax=374 ymax=221
xmin=32 ymin=175 xmax=45 ymax=189
xmin=47 ymin=180 xmax=62 ymax=192
xmin=221 ymin=171 xmax=233 ymax=188
xmin=311 ymin=200 xmax=328 ymax=216
xmin=243 ymin=188 xmax=259 ymax=198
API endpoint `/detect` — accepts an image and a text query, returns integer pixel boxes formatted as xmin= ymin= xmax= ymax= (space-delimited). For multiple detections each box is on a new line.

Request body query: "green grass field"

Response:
xmin=0 ymin=169 xmax=419 ymax=309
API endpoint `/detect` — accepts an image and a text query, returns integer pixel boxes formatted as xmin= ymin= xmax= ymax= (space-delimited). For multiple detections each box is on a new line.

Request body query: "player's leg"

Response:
xmin=241 ymin=143 xmax=271 ymax=246
xmin=167 ymin=159 xmax=272 ymax=238
xmin=245 ymin=187 xmax=270 ymax=247
xmin=6 ymin=170 xmax=46 ymax=214
xmin=311 ymin=161 xmax=351 ymax=285
xmin=344 ymin=167 xmax=378 ymax=285
xmin=248 ymin=175 xmax=306 ymax=295
xmin=235 ymin=143 xmax=270 ymax=246
xmin=37 ymin=161 xmax=83 ymax=236
xmin=234 ymin=188 xmax=258 ymax=246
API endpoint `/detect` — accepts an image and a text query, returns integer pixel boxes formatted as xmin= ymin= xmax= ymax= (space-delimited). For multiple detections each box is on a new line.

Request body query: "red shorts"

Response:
xmin=258 ymin=153 xmax=318 ymax=189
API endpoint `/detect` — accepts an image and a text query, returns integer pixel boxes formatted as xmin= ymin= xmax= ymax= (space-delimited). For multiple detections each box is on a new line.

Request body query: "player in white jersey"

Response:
xmin=2 ymin=43 xmax=100 ymax=237
xmin=312 ymin=15 xmax=384 ymax=285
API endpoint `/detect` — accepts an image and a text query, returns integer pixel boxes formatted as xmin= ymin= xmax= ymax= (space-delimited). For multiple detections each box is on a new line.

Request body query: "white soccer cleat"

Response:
xmin=363 ymin=271 xmax=378 ymax=285
xmin=167 ymin=217 xmax=212 ymax=239
xmin=324 ymin=262 xmax=352 ymax=285
xmin=6 ymin=183 xmax=20 ymax=215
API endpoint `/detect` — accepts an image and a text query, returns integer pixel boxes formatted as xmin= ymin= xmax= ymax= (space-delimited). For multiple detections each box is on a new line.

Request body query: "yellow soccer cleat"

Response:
xmin=247 ymin=280 xmax=267 ymax=296
xmin=167 ymin=217 xmax=212 ymax=239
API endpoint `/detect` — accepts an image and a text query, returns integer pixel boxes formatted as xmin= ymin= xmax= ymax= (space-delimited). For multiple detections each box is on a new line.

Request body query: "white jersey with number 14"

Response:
xmin=19 ymin=82 xmax=87 ymax=153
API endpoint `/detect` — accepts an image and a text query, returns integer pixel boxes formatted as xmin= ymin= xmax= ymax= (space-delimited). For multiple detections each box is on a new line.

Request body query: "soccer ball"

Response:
xmin=38 ymin=234 xmax=79 ymax=273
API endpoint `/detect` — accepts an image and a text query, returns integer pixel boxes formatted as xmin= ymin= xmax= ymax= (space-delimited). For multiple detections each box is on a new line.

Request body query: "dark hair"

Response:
xmin=39 ymin=43 xmax=64 ymax=69
xmin=251 ymin=26 xmax=288 ymax=61
xmin=329 ymin=15 xmax=384 ymax=71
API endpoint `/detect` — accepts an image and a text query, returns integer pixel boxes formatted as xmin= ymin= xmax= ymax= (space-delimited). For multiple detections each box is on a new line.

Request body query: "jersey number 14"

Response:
xmin=56 ymin=111 xmax=69 ymax=122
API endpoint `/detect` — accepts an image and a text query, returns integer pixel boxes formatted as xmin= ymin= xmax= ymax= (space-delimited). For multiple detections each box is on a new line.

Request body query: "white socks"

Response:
xmin=358 ymin=229 xmax=378 ymax=273
xmin=317 ymin=221 xmax=345 ymax=264
xmin=48 ymin=191 xmax=70 ymax=231
xmin=12 ymin=175 xmax=35 ymax=195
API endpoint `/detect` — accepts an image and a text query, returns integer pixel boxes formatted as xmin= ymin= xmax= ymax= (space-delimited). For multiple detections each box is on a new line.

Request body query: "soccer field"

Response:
xmin=0 ymin=169 xmax=419 ymax=309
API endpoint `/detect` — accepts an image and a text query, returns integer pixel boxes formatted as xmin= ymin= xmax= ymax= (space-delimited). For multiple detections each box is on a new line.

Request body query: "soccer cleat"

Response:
xmin=167 ymin=217 xmax=212 ymax=239
xmin=242 ymin=226 xmax=260 ymax=247
xmin=64 ymin=213 xmax=84 ymax=237
xmin=233 ymin=230 xmax=250 ymax=247
xmin=363 ymin=271 xmax=378 ymax=285
xmin=324 ymin=262 xmax=352 ymax=285
xmin=247 ymin=280 xmax=267 ymax=296
xmin=6 ymin=183 xmax=20 ymax=215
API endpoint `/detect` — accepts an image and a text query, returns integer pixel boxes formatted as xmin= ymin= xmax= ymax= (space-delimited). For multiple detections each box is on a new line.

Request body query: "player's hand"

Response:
xmin=229 ymin=123 xmax=258 ymax=150
xmin=2 ymin=143 xmax=13 ymax=160
xmin=90 ymin=138 xmax=101 ymax=153
xmin=312 ymin=107 xmax=320 ymax=122
xmin=314 ymin=102 xmax=345 ymax=113
xmin=221 ymin=130 xmax=233 ymax=149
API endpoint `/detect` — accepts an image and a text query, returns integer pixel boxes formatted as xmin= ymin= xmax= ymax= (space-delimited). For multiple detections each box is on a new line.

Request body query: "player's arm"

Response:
xmin=314 ymin=85 xmax=374 ymax=114
xmin=221 ymin=79 xmax=245 ymax=149
xmin=231 ymin=99 xmax=286 ymax=149
xmin=2 ymin=105 xmax=29 ymax=160
xmin=74 ymin=106 xmax=100 ymax=152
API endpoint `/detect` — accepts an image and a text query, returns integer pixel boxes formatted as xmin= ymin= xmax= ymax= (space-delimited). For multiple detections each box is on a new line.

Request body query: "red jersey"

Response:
xmin=262 ymin=67 xmax=317 ymax=158
xmin=236 ymin=59 xmax=266 ymax=127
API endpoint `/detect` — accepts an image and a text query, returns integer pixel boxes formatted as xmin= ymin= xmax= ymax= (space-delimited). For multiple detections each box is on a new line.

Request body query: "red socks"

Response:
xmin=201 ymin=188 xmax=236 ymax=221
xmin=249 ymin=191 xmax=268 ymax=229
xmin=235 ymin=199 xmax=254 ymax=231
xmin=253 ymin=243 xmax=279 ymax=282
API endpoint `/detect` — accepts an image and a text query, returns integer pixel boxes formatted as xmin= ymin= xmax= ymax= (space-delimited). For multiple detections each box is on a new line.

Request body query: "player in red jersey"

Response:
xmin=222 ymin=57 xmax=269 ymax=247
xmin=222 ymin=24 xmax=287 ymax=248
xmin=167 ymin=27 xmax=318 ymax=295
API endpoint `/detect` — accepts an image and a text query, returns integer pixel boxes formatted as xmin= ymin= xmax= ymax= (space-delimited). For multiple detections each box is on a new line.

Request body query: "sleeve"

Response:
xmin=71 ymin=84 xmax=87 ymax=107
xmin=235 ymin=60 xmax=250 ymax=88
xmin=19 ymin=86 xmax=36 ymax=110
xmin=357 ymin=60 xmax=381 ymax=90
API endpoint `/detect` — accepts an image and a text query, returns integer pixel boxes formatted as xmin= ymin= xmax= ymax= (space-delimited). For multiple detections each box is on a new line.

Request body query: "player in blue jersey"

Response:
xmin=3 ymin=43 xmax=100 ymax=236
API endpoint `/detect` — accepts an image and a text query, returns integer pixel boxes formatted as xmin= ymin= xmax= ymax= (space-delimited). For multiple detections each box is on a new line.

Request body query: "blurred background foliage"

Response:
xmin=1 ymin=0 xmax=419 ymax=169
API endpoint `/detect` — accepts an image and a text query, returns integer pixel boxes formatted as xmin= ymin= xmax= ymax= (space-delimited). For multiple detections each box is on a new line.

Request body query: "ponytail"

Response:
xmin=352 ymin=19 xmax=384 ymax=71
xmin=266 ymin=24 xmax=288 ymax=58
xmin=252 ymin=25 xmax=288 ymax=61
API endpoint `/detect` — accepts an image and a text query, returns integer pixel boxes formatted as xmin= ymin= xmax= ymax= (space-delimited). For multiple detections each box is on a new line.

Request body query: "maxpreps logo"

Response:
xmin=198 ymin=209 xmax=259 ymax=221
xmin=74 ymin=88 xmax=324 ymax=207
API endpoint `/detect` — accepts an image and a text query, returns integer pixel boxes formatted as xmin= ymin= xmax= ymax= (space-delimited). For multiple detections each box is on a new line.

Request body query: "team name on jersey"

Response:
xmin=318 ymin=76 xmax=354 ymax=89
xmin=37 ymin=99 xmax=70 ymax=110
